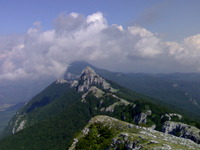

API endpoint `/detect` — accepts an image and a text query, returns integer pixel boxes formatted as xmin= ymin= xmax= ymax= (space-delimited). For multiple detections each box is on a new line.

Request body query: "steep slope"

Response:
xmin=65 ymin=61 xmax=200 ymax=119
xmin=0 ymin=66 xmax=199 ymax=149
xmin=2 ymin=81 xmax=80 ymax=136
xmin=0 ymin=102 xmax=25 ymax=135
xmin=69 ymin=115 xmax=200 ymax=150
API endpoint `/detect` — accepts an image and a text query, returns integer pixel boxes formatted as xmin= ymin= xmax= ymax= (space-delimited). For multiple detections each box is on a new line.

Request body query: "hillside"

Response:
xmin=69 ymin=115 xmax=200 ymax=150
xmin=0 ymin=102 xmax=25 ymax=135
xmin=0 ymin=66 xmax=199 ymax=149
xmin=2 ymin=81 xmax=80 ymax=136
xmin=65 ymin=61 xmax=200 ymax=119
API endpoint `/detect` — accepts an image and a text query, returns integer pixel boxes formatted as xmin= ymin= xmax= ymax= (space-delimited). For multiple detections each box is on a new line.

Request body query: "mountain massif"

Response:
xmin=66 ymin=61 xmax=200 ymax=119
xmin=0 ymin=63 xmax=199 ymax=149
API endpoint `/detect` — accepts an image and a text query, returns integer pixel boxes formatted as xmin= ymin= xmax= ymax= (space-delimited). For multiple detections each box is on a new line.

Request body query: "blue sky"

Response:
xmin=1 ymin=0 xmax=200 ymax=104
xmin=0 ymin=0 xmax=154 ymax=34
xmin=0 ymin=0 xmax=200 ymax=82
xmin=1 ymin=0 xmax=199 ymax=41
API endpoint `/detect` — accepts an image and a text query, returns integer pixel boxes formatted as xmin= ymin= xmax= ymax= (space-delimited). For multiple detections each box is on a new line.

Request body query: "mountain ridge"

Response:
xmin=0 ymin=65 xmax=199 ymax=149
xmin=65 ymin=61 xmax=200 ymax=119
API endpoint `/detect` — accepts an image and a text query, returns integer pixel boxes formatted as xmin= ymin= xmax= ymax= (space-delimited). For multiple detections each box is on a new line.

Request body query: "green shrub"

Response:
xmin=76 ymin=123 xmax=114 ymax=150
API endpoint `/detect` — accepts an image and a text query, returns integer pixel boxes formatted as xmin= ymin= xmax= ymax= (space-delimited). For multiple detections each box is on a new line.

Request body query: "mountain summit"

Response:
xmin=81 ymin=66 xmax=96 ymax=76
xmin=77 ymin=66 xmax=112 ymax=92
xmin=66 ymin=61 xmax=200 ymax=119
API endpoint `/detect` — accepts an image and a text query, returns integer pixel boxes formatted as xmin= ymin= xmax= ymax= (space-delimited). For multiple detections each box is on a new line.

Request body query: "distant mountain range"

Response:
xmin=0 ymin=64 xmax=199 ymax=149
xmin=0 ymin=77 xmax=54 ymax=104
xmin=0 ymin=61 xmax=199 ymax=118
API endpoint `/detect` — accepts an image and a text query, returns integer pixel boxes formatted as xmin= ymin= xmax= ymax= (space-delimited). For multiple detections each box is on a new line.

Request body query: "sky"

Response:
xmin=1 ymin=0 xmax=200 ymax=82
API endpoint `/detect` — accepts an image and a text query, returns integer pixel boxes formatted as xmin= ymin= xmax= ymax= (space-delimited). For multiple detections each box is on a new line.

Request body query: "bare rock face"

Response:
xmin=134 ymin=112 xmax=148 ymax=124
xmin=9 ymin=113 xmax=27 ymax=134
xmin=161 ymin=113 xmax=182 ymax=121
xmin=134 ymin=110 xmax=152 ymax=124
xmin=77 ymin=67 xmax=112 ymax=92
xmin=162 ymin=121 xmax=200 ymax=144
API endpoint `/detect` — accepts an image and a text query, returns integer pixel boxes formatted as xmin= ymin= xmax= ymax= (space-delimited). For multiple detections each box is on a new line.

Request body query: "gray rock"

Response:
xmin=162 ymin=121 xmax=200 ymax=144
xmin=161 ymin=113 xmax=182 ymax=121
xmin=126 ymin=142 xmax=133 ymax=149
xmin=77 ymin=67 xmax=113 ymax=92
xmin=134 ymin=113 xmax=147 ymax=124
xmin=134 ymin=110 xmax=151 ymax=124
xmin=69 ymin=115 xmax=200 ymax=150
xmin=82 ymin=127 xmax=89 ymax=135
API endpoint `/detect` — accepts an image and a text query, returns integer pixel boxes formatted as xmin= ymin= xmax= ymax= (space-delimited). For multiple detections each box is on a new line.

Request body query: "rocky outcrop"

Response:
xmin=69 ymin=115 xmax=200 ymax=150
xmin=55 ymin=79 xmax=68 ymax=84
xmin=70 ymin=80 xmax=78 ymax=87
xmin=9 ymin=113 xmax=27 ymax=134
xmin=77 ymin=67 xmax=114 ymax=92
xmin=81 ymin=86 xmax=105 ymax=102
xmin=110 ymin=133 xmax=143 ymax=150
xmin=134 ymin=110 xmax=152 ymax=124
xmin=100 ymin=94 xmax=130 ymax=112
xmin=162 ymin=121 xmax=200 ymax=144
xmin=161 ymin=113 xmax=182 ymax=121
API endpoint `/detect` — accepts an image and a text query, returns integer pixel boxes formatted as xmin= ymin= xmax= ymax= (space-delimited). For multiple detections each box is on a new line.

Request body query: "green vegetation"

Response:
xmin=0 ymin=100 xmax=92 ymax=150
xmin=0 ymin=65 xmax=199 ymax=149
xmin=67 ymin=61 xmax=200 ymax=120
xmin=0 ymin=110 xmax=16 ymax=134
xmin=76 ymin=123 xmax=114 ymax=150
xmin=2 ymin=81 xmax=81 ymax=137
xmin=70 ymin=116 xmax=200 ymax=150
xmin=0 ymin=102 xmax=25 ymax=137
xmin=0 ymin=83 xmax=199 ymax=149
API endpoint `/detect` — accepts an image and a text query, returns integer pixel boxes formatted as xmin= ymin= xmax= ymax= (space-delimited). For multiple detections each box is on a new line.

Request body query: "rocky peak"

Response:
xmin=81 ymin=66 xmax=97 ymax=78
xmin=77 ymin=67 xmax=112 ymax=92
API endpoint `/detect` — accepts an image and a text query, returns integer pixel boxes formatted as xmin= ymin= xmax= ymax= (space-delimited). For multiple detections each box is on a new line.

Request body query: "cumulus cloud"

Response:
xmin=0 ymin=12 xmax=200 ymax=81
xmin=166 ymin=34 xmax=200 ymax=71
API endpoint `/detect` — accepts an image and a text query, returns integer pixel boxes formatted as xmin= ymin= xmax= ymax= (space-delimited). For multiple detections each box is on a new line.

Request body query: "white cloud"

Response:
xmin=0 ymin=12 xmax=200 ymax=81
xmin=165 ymin=34 xmax=200 ymax=71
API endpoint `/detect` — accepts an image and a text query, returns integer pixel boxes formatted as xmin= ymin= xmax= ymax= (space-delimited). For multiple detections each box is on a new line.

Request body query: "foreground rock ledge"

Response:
xmin=69 ymin=115 xmax=200 ymax=150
